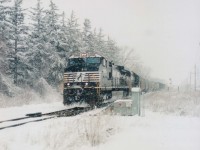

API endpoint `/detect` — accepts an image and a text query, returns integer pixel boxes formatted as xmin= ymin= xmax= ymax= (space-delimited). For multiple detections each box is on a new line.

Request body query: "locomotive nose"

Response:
xmin=76 ymin=87 xmax=83 ymax=95
xmin=67 ymin=86 xmax=83 ymax=95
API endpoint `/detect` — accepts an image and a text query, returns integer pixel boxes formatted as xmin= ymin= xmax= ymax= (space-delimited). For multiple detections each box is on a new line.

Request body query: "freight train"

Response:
xmin=63 ymin=53 xmax=165 ymax=106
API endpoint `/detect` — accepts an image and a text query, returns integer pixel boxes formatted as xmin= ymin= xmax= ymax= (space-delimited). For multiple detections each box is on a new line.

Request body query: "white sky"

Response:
xmin=23 ymin=0 xmax=200 ymax=85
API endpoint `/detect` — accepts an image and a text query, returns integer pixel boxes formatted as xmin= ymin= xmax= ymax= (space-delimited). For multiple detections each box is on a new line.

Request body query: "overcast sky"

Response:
xmin=23 ymin=0 xmax=200 ymax=85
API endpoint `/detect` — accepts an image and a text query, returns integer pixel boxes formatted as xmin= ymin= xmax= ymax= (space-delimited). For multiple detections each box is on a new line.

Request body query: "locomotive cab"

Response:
xmin=63 ymin=53 xmax=112 ymax=106
xmin=65 ymin=57 xmax=102 ymax=72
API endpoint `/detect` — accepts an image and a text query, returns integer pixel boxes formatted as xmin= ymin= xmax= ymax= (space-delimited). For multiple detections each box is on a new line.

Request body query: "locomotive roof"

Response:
xmin=116 ymin=65 xmax=131 ymax=76
xmin=69 ymin=53 xmax=104 ymax=59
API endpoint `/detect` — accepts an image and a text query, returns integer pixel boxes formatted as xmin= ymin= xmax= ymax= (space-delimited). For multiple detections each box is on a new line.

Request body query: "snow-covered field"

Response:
xmin=144 ymin=90 xmax=200 ymax=117
xmin=0 ymin=90 xmax=200 ymax=150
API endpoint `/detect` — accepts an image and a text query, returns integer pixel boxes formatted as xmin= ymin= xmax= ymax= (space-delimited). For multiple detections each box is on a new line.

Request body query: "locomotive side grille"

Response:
xmin=64 ymin=72 xmax=100 ymax=83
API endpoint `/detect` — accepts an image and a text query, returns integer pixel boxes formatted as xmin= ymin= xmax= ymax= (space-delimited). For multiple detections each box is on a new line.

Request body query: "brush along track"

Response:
xmin=0 ymin=107 xmax=91 ymax=130
xmin=0 ymin=101 xmax=114 ymax=131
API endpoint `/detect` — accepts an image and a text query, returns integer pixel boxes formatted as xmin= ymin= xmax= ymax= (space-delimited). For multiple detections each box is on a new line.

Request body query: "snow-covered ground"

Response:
xmin=0 ymin=90 xmax=200 ymax=150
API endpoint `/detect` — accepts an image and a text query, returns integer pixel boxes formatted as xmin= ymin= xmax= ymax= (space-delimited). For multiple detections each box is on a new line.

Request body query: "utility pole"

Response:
xmin=168 ymin=78 xmax=172 ymax=91
xmin=194 ymin=64 xmax=196 ymax=91
xmin=190 ymin=72 xmax=191 ymax=91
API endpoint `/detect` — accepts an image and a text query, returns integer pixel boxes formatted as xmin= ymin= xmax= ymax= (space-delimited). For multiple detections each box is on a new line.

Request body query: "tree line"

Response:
xmin=1 ymin=0 xmax=150 ymax=98
xmin=0 ymin=0 xmax=124 ymax=94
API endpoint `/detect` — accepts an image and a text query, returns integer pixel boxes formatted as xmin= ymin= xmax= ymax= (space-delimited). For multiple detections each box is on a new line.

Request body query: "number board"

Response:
xmin=80 ymin=53 xmax=88 ymax=58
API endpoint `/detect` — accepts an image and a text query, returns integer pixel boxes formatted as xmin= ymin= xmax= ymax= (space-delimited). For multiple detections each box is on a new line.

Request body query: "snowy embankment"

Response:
xmin=144 ymin=90 xmax=200 ymax=117
xmin=0 ymin=90 xmax=200 ymax=150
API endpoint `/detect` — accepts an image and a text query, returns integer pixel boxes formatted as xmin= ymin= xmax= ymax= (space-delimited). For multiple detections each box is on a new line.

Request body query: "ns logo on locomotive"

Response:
xmin=63 ymin=53 xmax=164 ymax=106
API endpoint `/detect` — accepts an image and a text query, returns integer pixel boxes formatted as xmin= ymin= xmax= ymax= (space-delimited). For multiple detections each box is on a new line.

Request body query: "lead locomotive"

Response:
xmin=63 ymin=53 xmax=140 ymax=106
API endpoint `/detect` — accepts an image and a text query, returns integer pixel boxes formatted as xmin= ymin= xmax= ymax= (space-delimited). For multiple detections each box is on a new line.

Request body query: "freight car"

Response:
xmin=63 ymin=53 xmax=164 ymax=106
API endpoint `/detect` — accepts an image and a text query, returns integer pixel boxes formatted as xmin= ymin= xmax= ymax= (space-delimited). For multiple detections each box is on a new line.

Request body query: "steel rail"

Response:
xmin=0 ymin=107 xmax=91 ymax=131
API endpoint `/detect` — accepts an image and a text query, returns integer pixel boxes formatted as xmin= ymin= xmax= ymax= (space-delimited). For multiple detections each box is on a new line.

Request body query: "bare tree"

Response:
xmin=133 ymin=63 xmax=151 ymax=79
xmin=119 ymin=46 xmax=140 ymax=68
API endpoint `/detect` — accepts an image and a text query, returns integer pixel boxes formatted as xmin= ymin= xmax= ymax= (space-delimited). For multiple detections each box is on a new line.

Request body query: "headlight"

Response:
xmin=67 ymin=83 xmax=70 ymax=86
xmin=85 ymin=82 xmax=88 ymax=86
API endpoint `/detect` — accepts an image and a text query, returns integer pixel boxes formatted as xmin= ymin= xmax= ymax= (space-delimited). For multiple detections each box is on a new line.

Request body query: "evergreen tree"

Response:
xmin=66 ymin=11 xmax=82 ymax=53
xmin=0 ymin=0 xmax=6 ymax=38
xmin=27 ymin=0 xmax=50 ymax=83
xmin=91 ymin=28 xmax=98 ymax=53
xmin=0 ymin=0 xmax=11 ymax=40
xmin=6 ymin=0 xmax=30 ymax=85
xmin=29 ymin=0 xmax=44 ymax=37
xmin=105 ymin=36 xmax=120 ymax=63
xmin=96 ymin=28 xmax=106 ymax=55
xmin=44 ymin=0 xmax=60 ymax=46
xmin=58 ymin=11 xmax=69 ymax=58
xmin=0 ymin=38 xmax=9 ymax=74
xmin=44 ymin=0 xmax=66 ymax=86
xmin=82 ymin=18 xmax=95 ymax=52
xmin=0 ymin=0 xmax=11 ymax=75
xmin=59 ymin=11 xmax=68 ymax=52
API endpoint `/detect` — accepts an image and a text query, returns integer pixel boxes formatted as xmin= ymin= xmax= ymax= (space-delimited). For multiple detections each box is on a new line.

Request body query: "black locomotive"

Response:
xmin=63 ymin=53 xmax=164 ymax=106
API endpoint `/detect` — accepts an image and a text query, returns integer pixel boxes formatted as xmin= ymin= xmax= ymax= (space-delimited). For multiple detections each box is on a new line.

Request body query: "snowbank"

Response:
xmin=0 ymin=110 xmax=199 ymax=150
xmin=0 ymin=90 xmax=200 ymax=150
xmin=144 ymin=90 xmax=200 ymax=117
xmin=0 ymin=78 xmax=62 ymax=108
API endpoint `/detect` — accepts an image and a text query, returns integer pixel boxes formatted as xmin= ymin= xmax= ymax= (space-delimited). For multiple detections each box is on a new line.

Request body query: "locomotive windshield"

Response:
xmin=86 ymin=57 xmax=100 ymax=64
xmin=66 ymin=57 xmax=101 ymax=72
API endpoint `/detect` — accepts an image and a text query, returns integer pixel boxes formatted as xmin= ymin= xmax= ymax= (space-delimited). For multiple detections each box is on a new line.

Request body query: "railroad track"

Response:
xmin=0 ymin=101 xmax=115 ymax=131
xmin=0 ymin=107 xmax=91 ymax=130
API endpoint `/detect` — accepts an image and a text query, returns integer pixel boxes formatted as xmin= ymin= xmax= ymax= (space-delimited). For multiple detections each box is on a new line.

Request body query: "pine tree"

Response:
xmin=27 ymin=0 xmax=50 ymax=83
xmin=44 ymin=0 xmax=66 ymax=86
xmin=29 ymin=0 xmax=44 ymax=37
xmin=66 ymin=11 xmax=82 ymax=53
xmin=96 ymin=28 xmax=106 ymax=55
xmin=82 ymin=18 xmax=95 ymax=52
xmin=58 ymin=11 xmax=69 ymax=59
xmin=91 ymin=28 xmax=98 ymax=53
xmin=0 ymin=0 xmax=11 ymax=40
xmin=59 ymin=11 xmax=68 ymax=52
xmin=0 ymin=38 xmax=9 ymax=74
xmin=0 ymin=0 xmax=6 ymax=38
xmin=6 ymin=0 xmax=30 ymax=85
xmin=44 ymin=0 xmax=60 ymax=46
xmin=105 ymin=36 xmax=120 ymax=63
xmin=0 ymin=0 xmax=11 ymax=74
